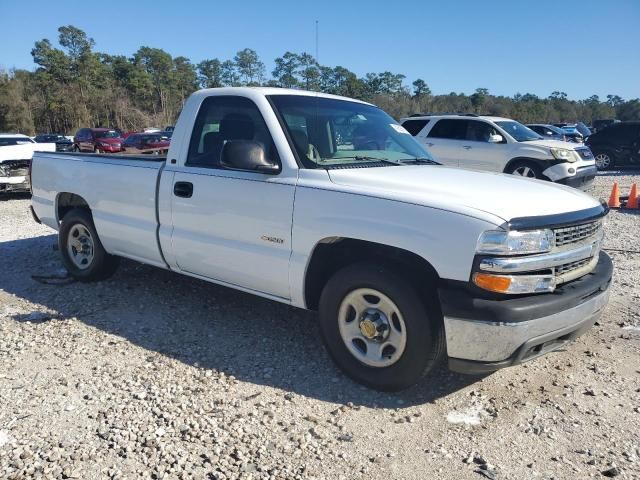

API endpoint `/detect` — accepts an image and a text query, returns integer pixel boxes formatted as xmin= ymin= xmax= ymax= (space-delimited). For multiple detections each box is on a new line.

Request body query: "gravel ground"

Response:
xmin=1 ymin=171 xmax=639 ymax=480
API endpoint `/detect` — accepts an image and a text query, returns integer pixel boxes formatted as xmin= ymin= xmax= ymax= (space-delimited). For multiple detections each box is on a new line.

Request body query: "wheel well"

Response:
xmin=56 ymin=192 xmax=90 ymax=223
xmin=503 ymin=157 xmax=544 ymax=174
xmin=304 ymin=238 xmax=440 ymax=311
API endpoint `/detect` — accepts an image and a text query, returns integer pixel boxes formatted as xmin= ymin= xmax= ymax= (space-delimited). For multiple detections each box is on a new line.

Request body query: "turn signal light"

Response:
xmin=473 ymin=273 xmax=512 ymax=293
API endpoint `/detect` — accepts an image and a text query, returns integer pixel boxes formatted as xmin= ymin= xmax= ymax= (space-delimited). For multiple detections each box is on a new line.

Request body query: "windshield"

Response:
xmin=38 ymin=135 xmax=66 ymax=142
xmin=95 ymin=130 xmax=120 ymax=139
xmin=495 ymin=121 xmax=542 ymax=142
xmin=268 ymin=95 xmax=433 ymax=167
xmin=0 ymin=137 xmax=35 ymax=146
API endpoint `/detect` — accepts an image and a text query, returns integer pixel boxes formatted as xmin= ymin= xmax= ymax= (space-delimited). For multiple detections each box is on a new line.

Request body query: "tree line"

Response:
xmin=1 ymin=25 xmax=639 ymax=135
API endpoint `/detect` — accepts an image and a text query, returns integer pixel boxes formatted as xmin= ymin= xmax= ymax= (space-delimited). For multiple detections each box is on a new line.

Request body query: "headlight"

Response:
xmin=100 ymin=142 xmax=111 ymax=147
xmin=0 ymin=165 xmax=7 ymax=176
xmin=550 ymin=148 xmax=578 ymax=162
xmin=473 ymin=272 xmax=555 ymax=294
xmin=476 ymin=229 xmax=554 ymax=255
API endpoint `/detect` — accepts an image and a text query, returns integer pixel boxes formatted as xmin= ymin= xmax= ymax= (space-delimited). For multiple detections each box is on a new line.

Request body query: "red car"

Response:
xmin=73 ymin=128 xmax=123 ymax=153
xmin=121 ymin=133 xmax=171 ymax=155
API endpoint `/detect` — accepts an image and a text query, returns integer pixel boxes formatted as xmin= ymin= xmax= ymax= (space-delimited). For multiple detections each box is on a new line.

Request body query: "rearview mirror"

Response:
xmin=488 ymin=134 xmax=503 ymax=144
xmin=221 ymin=140 xmax=279 ymax=173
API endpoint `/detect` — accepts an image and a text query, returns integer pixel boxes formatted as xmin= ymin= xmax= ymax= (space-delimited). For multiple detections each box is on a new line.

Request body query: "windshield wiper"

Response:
xmin=330 ymin=155 xmax=404 ymax=165
xmin=409 ymin=157 xmax=440 ymax=165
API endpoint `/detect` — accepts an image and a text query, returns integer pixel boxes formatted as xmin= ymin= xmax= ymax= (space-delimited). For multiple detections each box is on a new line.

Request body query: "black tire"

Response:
xmin=593 ymin=150 xmax=615 ymax=171
xmin=318 ymin=263 xmax=445 ymax=391
xmin=505 ymin=160 xmax=544 ymax=180
xmin=58 ymin=208 xmax=119 ymax=281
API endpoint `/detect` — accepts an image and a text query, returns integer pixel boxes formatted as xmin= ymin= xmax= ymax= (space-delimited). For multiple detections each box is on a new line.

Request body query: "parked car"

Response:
xmin=73 ymin=128 xmax=123 ymax=153
xmin=553 ymin=124 xmax=584 ymax=143
xmin=586 ymin=121 xmax=640 ymax=170
xmin=400 ymin=114 xmax=596 ymax=189
xmin=593 ymin=119 xmax=620 ymax=133
xmin=0 ymin=133 xmax=55 ymax=194
xmin=121 ymin=133 xmax=170 ymax=155
xmin=30 ymin=87 xmax=612 ymax=391
xmin=35 ymin=134 xmax=74 ymax=152
xmin=526 ymin=124 xmax=567 ymax=141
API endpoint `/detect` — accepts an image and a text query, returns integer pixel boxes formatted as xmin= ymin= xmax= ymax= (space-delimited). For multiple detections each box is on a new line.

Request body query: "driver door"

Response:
xmin=167 ymin=95 xmax=296 ymax=299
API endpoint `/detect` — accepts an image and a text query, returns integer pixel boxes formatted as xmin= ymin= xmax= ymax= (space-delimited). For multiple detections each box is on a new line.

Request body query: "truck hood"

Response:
xmin=520 ymin=139 xmax=583 ymax=149
xmin=327 ymin=165 xmax=601 ymax=225
xmin=0 ymin=143 xmax=56 ymax=162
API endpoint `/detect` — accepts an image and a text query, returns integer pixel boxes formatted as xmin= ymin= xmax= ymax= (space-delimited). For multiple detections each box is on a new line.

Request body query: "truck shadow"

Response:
xmin=0 ymin=234 xmax=482 ymax=407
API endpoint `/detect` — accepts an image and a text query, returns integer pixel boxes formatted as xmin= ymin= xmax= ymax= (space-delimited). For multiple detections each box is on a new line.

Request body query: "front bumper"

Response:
xmin=98 ymin=144 xmax=122 ymax=153
xmin=0 ymin=175 xmax=30 ymax=193
xmin=440 ymin=251 xmax=612 ymax=374
xmin=543 ymin=161 xmax=597 ymax=190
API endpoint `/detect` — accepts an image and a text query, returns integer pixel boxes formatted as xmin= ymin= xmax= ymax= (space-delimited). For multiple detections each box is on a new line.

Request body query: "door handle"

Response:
xmin=425 ymin=142 xmax=434 ymax=147
xmin=173 ymin=181 xmax=193 ymax=198
xmin=463 ymin=145 xmax=472 ymax=150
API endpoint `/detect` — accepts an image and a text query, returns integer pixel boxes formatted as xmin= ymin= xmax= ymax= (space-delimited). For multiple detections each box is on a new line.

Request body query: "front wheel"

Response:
xmin=594 ymin=151 xmax=614 ymax=170
xmin=318 ymin=263 xmax=445 ymax=391
xmin=59 ymin=208 xmax=119 ymax=281
xmin=506 ymin=161 xmax=544 ymax=179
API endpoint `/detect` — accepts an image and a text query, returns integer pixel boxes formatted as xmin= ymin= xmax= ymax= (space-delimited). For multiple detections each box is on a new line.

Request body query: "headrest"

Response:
xmin=220 ymin=113 xmax=255 ymax=140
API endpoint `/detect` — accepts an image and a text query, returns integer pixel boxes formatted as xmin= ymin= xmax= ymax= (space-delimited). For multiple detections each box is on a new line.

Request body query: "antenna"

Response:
xmin=315 ymin=20 xmax=319 ymax=63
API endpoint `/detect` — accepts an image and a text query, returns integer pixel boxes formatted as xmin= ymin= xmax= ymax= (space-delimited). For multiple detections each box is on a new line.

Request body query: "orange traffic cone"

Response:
xmin=627 ymin=183 xmax=638 ymax=209
xmin=608 ymin=182 xmax=620 ymax=208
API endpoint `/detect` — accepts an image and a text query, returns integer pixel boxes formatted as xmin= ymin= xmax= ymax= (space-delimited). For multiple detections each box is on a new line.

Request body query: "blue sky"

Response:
xmin=2 ymin=0 xmax=639 ymax=100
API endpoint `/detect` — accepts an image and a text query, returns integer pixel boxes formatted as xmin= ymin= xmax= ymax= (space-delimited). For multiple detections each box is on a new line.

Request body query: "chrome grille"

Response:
xmin=556 ymin=257 xmax=591 ymax=275
xmin=554 ymin=220 xmax=601 ymax=247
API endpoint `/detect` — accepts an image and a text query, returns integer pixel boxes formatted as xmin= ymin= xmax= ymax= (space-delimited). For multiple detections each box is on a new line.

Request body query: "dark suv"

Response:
xmin=73 ymin=128 xmax=123 ymax=153
xmin=586 ymin=121 xmax=640 ymax=170
xmin=35 ymin=134 xmax=74 ymax=152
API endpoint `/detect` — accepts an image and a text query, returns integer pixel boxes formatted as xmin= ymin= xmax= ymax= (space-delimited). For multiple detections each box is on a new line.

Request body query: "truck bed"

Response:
xmin=31 ymin=151 xmax=168 ymax=268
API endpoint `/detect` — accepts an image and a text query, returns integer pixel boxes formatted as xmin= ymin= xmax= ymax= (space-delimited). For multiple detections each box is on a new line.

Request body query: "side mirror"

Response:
xmin=488 ymin=134 xmax=503 ymax=144
xmin=221 ymin=140 xmax=279 ymax=173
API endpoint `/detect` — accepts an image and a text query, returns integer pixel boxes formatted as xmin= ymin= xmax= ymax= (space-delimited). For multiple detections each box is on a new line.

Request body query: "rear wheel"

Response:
xmin=506 ymin=161 xmax=544 ymax=179
xmin=594 ymin=151 xmax=614 ymax=170
xmin=59 ymin=208 xmax=119 ymax=281
xmin=318 ymin=263 xmax=445 ymax=391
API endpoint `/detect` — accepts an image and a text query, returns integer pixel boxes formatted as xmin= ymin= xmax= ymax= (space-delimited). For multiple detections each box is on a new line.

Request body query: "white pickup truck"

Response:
xmin=31 ymin=88 xmax=613 ymax=391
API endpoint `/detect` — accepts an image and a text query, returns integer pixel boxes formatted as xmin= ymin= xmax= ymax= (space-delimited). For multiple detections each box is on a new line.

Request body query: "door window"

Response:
xmin=465 ymin=120 xmax=500 ymax=142
xmin=401 ymin=119 xmax=430 ymax=136
xmin=427 ymin=119 xmax=468 ymax=140
xmin=186 ymin=96 xmax=279 ymax=169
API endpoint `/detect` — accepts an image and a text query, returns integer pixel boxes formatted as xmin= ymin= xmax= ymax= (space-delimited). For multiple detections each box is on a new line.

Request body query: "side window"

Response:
xmin=401 ymin=119 xmax=430 ymax=136
xmin=612 ymin=125 xmax=638 ymax=142
xmin=465 ymin=121 xmax=499 ymax=142
xmin=186 ymin=96 xmax=279 ymax=169
xmin=427 ymin=119 xmax=468 ymax=140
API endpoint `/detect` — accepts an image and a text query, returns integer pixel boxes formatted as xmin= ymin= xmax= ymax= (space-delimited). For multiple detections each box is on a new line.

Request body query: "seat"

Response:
xmin=289 ymin=128 xmax=310 ymax=159
xmin=198 ymin=131 xmax=224 ymax=166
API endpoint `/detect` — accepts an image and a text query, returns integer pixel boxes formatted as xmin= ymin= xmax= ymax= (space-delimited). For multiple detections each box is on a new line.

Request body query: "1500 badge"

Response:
xmin=261 ymin=235 xmax=284 ymax=244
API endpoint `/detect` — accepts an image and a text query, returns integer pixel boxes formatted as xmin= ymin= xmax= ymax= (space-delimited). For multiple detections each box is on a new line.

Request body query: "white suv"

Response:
xmin=400 ymin=114 xmax=597 ymax=189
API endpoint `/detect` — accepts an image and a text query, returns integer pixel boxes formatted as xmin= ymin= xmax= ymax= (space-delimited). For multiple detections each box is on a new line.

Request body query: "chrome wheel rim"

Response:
xmin=67 ymin=224 xmax=94 ymax=269
xmin=513 ymin=166 xmax=537 ymax=178
xmin=594 ymin=153 xmax=610 ymax=169
xmin=338 ymin=288 xmax=407 ymax=368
